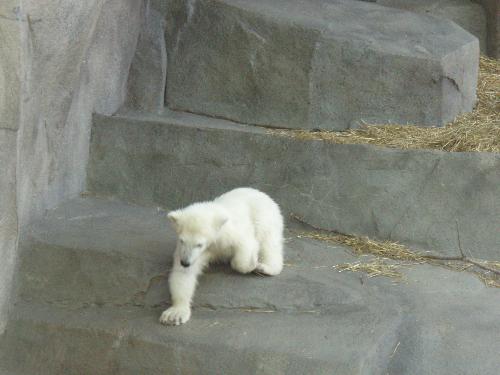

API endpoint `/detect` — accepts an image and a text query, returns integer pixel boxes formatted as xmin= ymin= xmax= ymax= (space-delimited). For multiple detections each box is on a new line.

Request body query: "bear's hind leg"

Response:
xmin=230 ymin=239 xmax=259 ymax=274
xmin=255 ymin=232 xmax=283 ymax=276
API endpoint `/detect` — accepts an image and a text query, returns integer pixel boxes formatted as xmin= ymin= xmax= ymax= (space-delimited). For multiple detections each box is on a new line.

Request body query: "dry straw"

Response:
xmin=294 ymin=215 xmax=500 ymax=287
xmin=298 ymin=229 xmax=500 ymax=287
xmin=271 ymin=56 xmax=499 ymax=152
xmin=334 ymin=260 xmax=404 ymax=279
xmin=298 ymin=231 xmax=424 ymax=262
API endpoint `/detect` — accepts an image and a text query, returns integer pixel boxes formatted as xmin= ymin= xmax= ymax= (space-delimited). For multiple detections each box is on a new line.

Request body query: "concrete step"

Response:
xmin=3 ymin=197 xmax=403 ymax=374
xmin=163 ymin=0 xmax=478 ymax=130
xmin=16 ymin=197 xmax=174 ymax=308
xmin=87 ymin=110 xmax=500 ymax=260
xmin=4 ymin=283 xmax=500 ymax=374
xmin=16 ymin=197 xmax=376 ymax=310
xmin=0 ymin=301 xmax=401 ymax=375
xmin=3 ymin=198 xmax=500 ymax=374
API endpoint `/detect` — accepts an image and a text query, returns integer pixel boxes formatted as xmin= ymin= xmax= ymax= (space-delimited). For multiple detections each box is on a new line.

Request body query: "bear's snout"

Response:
xmin=180 ymin=259 xmax=191 ymax=268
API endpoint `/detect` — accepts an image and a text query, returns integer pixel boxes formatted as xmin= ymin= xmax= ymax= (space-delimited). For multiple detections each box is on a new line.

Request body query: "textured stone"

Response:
xmin=367 ymin=0 xmax=488 ymax=53
xmin=0 ymin=1 xmax=21 ymax=131
xmin=88 ymin=111 xmax=500 ymax=260
xmin=164 ymin=0 xmax=478 ymax=130
xmin=0 ymin=0 xmax=143 ymax=344
xmin=0 ymin=1 xmax=20 ymax=335
xmin=17 ymin=198 xmax=173 ymax=308
xmin=1 ymin=197 xmax=499 ymax=375
xmin=0 ymin=302 xmax=404 ymax=375
xmin=476 ymin=0 xmax=500 ymax=58
xmin=16 ymin=0 xmax=142 ymax=228
xmin=0 ymin=130 xmax=18 ymax=335
xmin=125 ymin=4 xmax=167 ymax=113
xmin=16 ymin=198 xmax=368 ymax=309
xmin=363 ymin=0 xmax=500 ymax=58
xmin=0 ymin=0 xmax=497 ymax=371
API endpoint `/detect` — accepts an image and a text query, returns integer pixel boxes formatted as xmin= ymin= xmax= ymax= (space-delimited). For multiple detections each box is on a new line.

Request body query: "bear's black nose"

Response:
xmin=180 ymin=260 xmax=190 ymax=268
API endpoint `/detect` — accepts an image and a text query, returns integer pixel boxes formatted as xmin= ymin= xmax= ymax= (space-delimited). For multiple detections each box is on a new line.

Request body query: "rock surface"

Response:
xmin=0 ymin=0 xmax=496 ymax=372
xmin=88 ymin=111 xmax=500 ymax=261
xmin=15 ymin=0 xmax=142 ymax=227
xmin=125 ymin=4 xmax=167 ymax=113
xmin=361 ymin=0 xmax=500 ymax=58
xmin=1 ymin=197 xmax=499 ymax=375
xmin=0 ymin=0 xmax=21 ymax=131
xmin=0 ymin=0 xmax=21 ymax=334
xmin=0 ymin=131 xmax=18 ymax=334
xmin=164 ymin=0 xmax=479 ymax=130
xmin=365 ymin=0 xmax=487 ymax=53
xmin=478 ymin=0 xmax=500 ymax=58
xmin=0 ymin=0 xmax=144 ymax=339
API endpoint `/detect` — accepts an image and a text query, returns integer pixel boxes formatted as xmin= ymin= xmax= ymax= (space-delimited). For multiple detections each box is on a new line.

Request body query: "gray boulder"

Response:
xmin=367 ymin=0 xmax=488 ymax=53
xmin=164 ymin=0 xmax=479 ymax=130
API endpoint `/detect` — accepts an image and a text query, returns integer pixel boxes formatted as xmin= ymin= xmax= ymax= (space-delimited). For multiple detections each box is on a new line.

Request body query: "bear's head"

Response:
xmin=167 ymin=202 xmax=228 ymax=268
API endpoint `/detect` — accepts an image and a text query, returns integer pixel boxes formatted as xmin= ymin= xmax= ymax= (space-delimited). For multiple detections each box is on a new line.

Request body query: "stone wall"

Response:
xmin=16 ymin=0 xmax=143 ymax=226
xmin=476 ymin=0 xmax=500 ymax=58
xmin=0 ymin=0 xmax=21 ymax=335
xmin=0 ymin=131 xmax=18 ymax=334
xmin=0 ymin=0 xmax=144 ymax=333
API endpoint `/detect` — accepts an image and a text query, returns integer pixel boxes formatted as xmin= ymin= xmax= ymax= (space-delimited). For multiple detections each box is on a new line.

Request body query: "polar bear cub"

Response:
xmin=160 ymin=187 xmax=284 ymax=326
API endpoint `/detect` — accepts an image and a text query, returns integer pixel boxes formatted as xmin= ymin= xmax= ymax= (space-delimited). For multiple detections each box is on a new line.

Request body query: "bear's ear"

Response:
xmin=167 ymin=211 xmax=181 ymax=228
xmin=213 ymin=211 xmax=229 ymax=231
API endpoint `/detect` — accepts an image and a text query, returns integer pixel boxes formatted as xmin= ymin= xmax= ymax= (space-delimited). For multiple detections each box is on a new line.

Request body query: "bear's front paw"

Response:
xmin=159 ymin=305 xmax=191 ymax=326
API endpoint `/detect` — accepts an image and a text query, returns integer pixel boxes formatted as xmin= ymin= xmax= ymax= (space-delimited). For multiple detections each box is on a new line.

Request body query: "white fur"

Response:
xmin=159 ymin=187 xmax=284 ymax=326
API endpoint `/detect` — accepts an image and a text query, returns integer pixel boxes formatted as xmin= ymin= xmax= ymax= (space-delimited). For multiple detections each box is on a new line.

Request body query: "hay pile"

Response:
xmin=299 ymin=231 xmax=424 ymax=262
xmin=272 ymin=56 xmax=499 ymax=152
xmin=296 ymin=229 xmax=500 ymax=288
